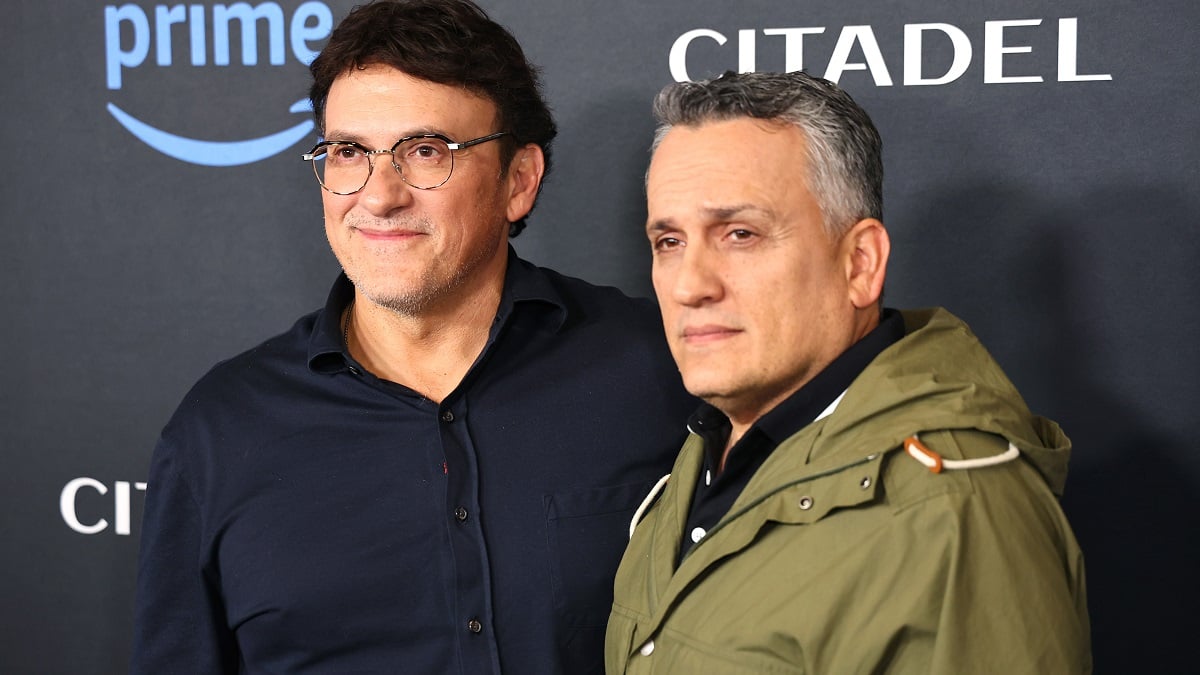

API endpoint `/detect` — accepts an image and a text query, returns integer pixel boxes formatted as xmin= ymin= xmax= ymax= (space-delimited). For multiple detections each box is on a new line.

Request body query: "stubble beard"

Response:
xmin=341 ymin=214 xmax=504 ymax=318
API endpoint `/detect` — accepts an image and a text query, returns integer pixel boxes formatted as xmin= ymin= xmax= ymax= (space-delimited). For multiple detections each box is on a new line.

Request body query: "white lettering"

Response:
xmin=669 ymin=28 xmax=727 ymax=82
xmin=763 ymin=27 xmax=826 ymax=73
xmin=737 ymin=29 xmax=756 ymax=73
xmin=61 ymin=478 xmax=109 ymax=535
xmin=904 ymin=23 xmax=972 ymax=86
xmin=60 ymin=478 xmax=148 ymax=536
xmin=1058 ymin=18 xmax=1112 ymax=82
xmin=984 ymin=19 xmax=1043 ymax=83
xmin=824 ymin=26 xmax=893 ymax=86
xmin=115 ymin=481 xmax=133 ymax=535
xmin=668 ymin=16 xmax=1110 ymax=88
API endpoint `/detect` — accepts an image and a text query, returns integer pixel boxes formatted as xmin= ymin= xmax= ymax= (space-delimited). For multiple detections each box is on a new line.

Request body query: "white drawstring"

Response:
xmin=629 ymin=474 xmax=671 ymax=539
xmin=904 ymin=434 xmax=1020 ymax=473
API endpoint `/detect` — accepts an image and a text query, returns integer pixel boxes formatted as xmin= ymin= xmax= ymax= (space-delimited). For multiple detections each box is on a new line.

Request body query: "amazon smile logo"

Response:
xmin=103 ymin=2 xmax=333 ymax=166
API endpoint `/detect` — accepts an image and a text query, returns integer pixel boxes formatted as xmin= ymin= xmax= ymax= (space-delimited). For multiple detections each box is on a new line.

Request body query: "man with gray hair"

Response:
xmin=606 ymin=71 xmax=1091 ymax=674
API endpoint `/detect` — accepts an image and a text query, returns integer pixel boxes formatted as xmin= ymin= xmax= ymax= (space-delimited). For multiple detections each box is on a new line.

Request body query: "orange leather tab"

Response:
xmin=904 ymin=435 xmax=943 ymax=474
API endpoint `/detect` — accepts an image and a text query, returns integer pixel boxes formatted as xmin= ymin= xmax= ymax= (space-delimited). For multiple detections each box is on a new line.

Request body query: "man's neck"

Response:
xmin=715 ymin=308 xmax=894 ymax=471
xmin=346 ymin=276 xmax=505 ymax=403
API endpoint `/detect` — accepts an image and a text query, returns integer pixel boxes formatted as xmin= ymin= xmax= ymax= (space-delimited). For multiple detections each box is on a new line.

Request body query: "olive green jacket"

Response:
xmin=606 ymin=308 xmax=1091 ymax=674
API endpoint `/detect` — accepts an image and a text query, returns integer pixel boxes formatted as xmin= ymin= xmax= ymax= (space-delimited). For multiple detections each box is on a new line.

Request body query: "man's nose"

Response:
xmin=356 ymin=153 xmax=414 ymax=216
xmin=669 ymin=244 xmax=724 ymax=307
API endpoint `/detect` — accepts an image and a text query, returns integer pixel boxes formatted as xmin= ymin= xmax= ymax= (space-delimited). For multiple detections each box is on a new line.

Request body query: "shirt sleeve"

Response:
xmin=130 ymin=434 xmax=239 ymax=674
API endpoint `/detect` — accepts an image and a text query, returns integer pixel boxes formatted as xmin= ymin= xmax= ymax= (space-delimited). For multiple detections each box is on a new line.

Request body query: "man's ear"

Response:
xmin=504 ymin=143 xmax=546 ymax=223
xmin=842 ymin=218 xmax=890 ymax=309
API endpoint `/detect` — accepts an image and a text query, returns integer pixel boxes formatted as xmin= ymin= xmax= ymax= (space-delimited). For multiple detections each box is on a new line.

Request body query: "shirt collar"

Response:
xmin=496 ymin=246 xmax=570 ymax=334
xmin=306 ymin=246 xmax=569 ymax=373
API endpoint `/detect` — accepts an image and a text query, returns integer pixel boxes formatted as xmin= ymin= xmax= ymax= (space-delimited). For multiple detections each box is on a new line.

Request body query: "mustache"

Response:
xmin=343 ymin=213 xmax=434 ymax=234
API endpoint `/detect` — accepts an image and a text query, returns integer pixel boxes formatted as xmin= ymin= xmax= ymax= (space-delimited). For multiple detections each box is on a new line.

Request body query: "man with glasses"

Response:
xmin=131 ymin=2 xmax=693 ymax=673
xmin=606 ymin=71 xmax=1090 ymax=673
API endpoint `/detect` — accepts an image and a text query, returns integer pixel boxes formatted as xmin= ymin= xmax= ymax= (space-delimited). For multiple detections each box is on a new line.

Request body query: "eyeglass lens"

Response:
xmin=311 ymin=137 xmax=456 ymax=194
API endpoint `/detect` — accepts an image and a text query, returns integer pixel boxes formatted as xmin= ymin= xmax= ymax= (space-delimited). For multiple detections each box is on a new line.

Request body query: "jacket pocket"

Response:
xmin=652 ymin=629 xmax=809 ymax=675
xmin=604 ymin=605 xmax=640 ymax=674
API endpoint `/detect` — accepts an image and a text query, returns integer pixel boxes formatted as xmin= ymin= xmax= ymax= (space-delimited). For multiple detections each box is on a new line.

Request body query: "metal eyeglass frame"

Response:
xmin=302 ymin=131 xmax=509 ymax=194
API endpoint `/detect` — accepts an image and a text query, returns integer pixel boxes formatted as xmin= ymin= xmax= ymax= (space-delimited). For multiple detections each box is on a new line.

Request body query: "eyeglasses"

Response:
xmin=302 ymin=131 xmax=508 ymax=194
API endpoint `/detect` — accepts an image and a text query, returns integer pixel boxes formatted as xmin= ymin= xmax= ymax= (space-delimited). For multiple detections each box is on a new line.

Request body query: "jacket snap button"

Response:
xmin=860 ymin=477 xmax=872 ymax=489
xmin=639 ymin=639 xmax=655 ymax=656
xmin=441 ymin=410 xmax=455 ymax=422
xmin=798 ymin=496 xmax=814 ymax=510
xmin=467 ymin=618 xmax=482 ymax=633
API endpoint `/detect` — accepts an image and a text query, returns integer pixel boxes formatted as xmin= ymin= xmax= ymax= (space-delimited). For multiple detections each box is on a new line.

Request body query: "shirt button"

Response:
xmin=639 ymin=639 xmax=655 ymax=656
xmin=441 ymin=410 xmax=455 ymax=422
xmin=454 ymin=507 xmax=468 ymax=522
xmin=467 ymin=618 xmax=483 ymax=633
xmin=690 ymin=527 xmax=706 ymax=543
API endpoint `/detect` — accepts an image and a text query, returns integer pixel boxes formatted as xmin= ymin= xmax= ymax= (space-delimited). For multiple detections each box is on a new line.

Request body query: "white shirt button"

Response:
xmin=690 ymin=526 xmax=706 ymax=543
xmin=639 ymin=639 xmax=655 ymax=656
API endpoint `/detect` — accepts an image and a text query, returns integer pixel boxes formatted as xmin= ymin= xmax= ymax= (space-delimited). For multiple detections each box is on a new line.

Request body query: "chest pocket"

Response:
xmin=545 ymin=479 xmax=658 ymax=674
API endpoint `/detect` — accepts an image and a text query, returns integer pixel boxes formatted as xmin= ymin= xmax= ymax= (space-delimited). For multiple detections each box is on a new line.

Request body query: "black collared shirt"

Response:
xmin=132 ymin=249 xmax=696 ymax=675
xmin=678 ymin=309 xmax=905 ymax=561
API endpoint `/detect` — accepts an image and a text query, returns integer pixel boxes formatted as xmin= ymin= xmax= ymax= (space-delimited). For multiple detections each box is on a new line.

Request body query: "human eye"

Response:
xmin=725 ymin=227 xmax=757 ymax=244
xmin=325 ymin=143 xmax=363 ymax=166
xmin=400 ymin=138 xmax=449 ymax=163
xmin=652 ymin=235 xmax=684 ymax=254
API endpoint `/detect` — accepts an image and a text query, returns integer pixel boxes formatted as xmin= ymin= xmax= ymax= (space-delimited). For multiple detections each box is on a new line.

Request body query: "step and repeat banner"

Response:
xmin=3 ymin=1 xmax=1196 ymax=672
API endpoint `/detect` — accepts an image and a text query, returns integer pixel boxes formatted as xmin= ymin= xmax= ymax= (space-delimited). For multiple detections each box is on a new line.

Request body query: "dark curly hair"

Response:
xmin=309 ymin=0 xmax=557 ymax=236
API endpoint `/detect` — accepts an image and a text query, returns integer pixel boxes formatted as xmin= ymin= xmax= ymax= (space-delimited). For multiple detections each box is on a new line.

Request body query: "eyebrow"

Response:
xmin=322 ymin=128 xmax=450 ymax=145
xmin=647 ymin=203 xmax=774 ymax=233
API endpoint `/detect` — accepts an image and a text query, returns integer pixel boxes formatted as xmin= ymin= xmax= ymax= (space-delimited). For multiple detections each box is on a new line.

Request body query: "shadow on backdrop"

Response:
xmin=894 ymin=180 xmax=1200 ymax=673
xmin=521 ymin=88 xmax=659 ymax=299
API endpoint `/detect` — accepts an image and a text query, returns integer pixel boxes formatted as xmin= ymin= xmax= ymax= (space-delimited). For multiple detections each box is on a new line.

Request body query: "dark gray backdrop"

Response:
xmin=3 ymin=1 xmax=1196 ymax=673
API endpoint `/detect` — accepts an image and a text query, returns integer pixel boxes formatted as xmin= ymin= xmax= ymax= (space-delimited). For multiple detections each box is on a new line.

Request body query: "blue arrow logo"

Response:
xmin=106 ymin=98 xmax=315 ymax=167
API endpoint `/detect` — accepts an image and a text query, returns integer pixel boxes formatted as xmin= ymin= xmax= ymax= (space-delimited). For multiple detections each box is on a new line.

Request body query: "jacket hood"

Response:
xmin=806 ymin=308 xmax=1072 ymax=495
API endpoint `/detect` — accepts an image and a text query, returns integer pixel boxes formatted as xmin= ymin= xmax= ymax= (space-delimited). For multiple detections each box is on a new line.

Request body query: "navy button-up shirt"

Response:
xmin=132 ymin=251 xmax=695 ymax=675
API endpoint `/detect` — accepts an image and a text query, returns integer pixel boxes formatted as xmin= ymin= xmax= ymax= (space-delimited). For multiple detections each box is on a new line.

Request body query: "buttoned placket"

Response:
xmin=438 ymin=392 xmax=503 ymax=673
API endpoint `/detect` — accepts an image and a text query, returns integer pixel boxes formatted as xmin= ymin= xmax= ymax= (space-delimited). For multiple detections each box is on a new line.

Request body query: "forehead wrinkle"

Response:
xmin=646 ymin=203 xmax=775 ymax=235
xmin=704 ymin=203 xmax=774 ymax=223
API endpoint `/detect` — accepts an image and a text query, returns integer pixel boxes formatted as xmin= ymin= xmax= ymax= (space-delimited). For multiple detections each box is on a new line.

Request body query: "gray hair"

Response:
xmin=651 ymin=71 xmax=883 ymax=237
